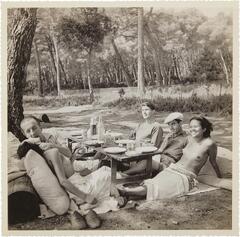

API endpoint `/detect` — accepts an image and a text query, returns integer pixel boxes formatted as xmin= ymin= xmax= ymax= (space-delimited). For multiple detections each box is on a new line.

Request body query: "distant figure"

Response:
xmin=118 ymin=116 xmax=222 ymax=200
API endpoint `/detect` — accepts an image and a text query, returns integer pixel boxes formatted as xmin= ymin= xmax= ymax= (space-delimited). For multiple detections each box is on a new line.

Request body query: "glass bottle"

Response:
xmin=97 ymin=115 xmax=105 ymax=141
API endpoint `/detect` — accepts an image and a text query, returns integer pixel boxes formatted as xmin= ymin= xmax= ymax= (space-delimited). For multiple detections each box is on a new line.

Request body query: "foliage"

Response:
xmin=104 ymin=94 xmax=232 ymax=115
xmin=190 ymin=46 xmax=223 ymax=83
xmin=57 ymin=8 xmax=112 ymax=53
xmin=24 ymin=7 xmax=233 ymax=95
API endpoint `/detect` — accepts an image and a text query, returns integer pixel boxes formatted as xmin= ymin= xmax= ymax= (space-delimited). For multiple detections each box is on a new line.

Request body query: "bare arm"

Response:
xmin=209 ymin=143 xmax=222 ymax=178
xmin=39 ymin=142 xmax=72 ymax=158
xmin=151 ymin=125 xmax=163 ymax=148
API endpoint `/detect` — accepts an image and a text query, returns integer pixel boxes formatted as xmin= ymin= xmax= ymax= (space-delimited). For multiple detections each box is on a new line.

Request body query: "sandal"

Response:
xmin=70 ymin=211 xmax=87 ymax=230
xmin=85 ymin=210 xmax=101 ymax=229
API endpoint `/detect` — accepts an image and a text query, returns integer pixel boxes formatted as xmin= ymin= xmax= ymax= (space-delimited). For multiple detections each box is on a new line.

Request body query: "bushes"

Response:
xmin=104 ymin=94 xmax=232 ymax=115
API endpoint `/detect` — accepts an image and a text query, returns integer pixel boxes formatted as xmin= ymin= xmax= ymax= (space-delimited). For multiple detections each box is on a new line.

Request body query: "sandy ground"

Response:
xmin=9 ymin=105 xmax=232 ymax=230
xmin=10 ymin=190 xmax=231 ymax=230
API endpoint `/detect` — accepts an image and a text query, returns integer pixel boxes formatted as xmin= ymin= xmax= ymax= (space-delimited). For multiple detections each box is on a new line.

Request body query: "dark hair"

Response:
xmin=174 ymin=119 xmax=182 ymax=124
xmin=141 ymin=102 xmax=155 ymax=110
xmin=190 ymin=116 xmax=213 ymax=138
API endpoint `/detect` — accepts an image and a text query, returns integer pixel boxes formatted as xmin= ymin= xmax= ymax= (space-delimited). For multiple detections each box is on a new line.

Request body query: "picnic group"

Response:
xmin=8 ymin=102 xmax=230 ymax=229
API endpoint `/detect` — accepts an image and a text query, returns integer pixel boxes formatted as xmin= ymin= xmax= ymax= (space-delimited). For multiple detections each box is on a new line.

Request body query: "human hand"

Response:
xmin=119 ymin=172 xmax=129 ymax=178
xmin=85 ymin=195 xmax=97 ymax=205
xmin=39 ymin=142 xmax=54 ymax=151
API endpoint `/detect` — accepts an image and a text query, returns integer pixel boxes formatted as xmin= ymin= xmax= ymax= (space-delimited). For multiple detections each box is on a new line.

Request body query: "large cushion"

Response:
xmin=198 ymin=147 xmax=232 ymax=190
xmin=23 ymin=150 xmax=70 ymax=215
xmin=8 ymin=132 xmax=25 ymax=176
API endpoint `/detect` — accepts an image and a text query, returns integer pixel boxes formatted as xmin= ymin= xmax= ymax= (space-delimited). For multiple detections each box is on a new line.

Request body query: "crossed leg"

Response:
xmin=44 ymin=148 xmax=97 ymax=204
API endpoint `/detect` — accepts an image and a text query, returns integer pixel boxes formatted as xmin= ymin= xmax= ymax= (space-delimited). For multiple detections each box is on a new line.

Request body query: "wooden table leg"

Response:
xmin=110 ymin=159 xmax=120 ymax=197
xmin=146 ymin=155 xmax=152 ymax=178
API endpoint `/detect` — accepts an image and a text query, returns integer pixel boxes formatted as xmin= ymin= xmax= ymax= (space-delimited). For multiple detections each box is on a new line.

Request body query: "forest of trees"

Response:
xmin=7 ymin=7 xmax=233 ymax=140
xmin=18 ymin=7 xmax=232 ymax=96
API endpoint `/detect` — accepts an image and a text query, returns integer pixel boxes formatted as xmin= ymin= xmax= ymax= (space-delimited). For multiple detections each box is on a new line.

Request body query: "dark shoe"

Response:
xmin=116 ymin=196 xmax=128 ymax=208
xmin=85 ymin=210 xmax=101 ymax=229
xmin=70 ymin=211 xmax=87 ymax=230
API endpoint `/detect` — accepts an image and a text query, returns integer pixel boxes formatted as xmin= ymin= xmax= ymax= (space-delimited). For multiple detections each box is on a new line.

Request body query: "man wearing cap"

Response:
xmin=122 ymin=112 xmax=187 ymax=176
xmin=153 ymin=112 xmax=188 ymax=172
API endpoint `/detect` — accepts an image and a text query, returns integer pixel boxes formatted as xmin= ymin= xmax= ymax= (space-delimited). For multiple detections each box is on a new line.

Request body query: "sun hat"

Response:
xmin=164 ymin=112 xmax=183 ymax=124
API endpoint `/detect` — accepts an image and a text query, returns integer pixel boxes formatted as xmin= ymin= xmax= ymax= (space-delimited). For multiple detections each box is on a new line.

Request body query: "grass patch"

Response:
xmin=23 ymin=95 xmax=99 ymax=108
xmin=104 ymin=94 xmax=232 ymax=116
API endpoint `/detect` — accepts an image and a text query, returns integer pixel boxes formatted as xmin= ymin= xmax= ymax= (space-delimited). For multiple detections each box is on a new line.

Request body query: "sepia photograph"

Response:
xmin=2 ymin=1 xmax=238 ymax=235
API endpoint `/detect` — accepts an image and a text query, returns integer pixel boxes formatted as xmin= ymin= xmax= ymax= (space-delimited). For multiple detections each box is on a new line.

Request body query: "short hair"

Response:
xmin=189 ymin=116 xmax=213 ymax=138
xmin=174 ymin=119 xmax=182 ymax=124
xmin=141 ymin=102 xmax=155 ymax=111
xmin=20 ymin=115 xmax=41 ymax=129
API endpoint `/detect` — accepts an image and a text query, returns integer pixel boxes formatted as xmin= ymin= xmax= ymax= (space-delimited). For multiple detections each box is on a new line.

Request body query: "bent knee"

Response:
xmin=51 ymin=195 xmax=70 ymax=215
xmin=44 ymin=148 xmax=59 ymax=155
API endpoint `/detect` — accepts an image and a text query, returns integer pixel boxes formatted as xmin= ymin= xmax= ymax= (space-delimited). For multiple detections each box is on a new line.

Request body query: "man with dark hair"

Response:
xmin=122 ymin=112 xmax=188 ymax=176
xmin=153 ymin=112 xmax=188 ymax=172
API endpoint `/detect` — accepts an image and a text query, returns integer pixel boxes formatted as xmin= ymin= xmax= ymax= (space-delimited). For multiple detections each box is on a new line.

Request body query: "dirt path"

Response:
xmin=9 ymin=105 xmax=232 ymax=230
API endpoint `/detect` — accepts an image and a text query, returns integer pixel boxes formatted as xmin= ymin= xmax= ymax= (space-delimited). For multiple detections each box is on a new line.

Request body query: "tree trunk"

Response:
xmin=59 ymin=57 xmax=68 ymax=85
xmin=137 ymin=8 xmax=145 ymax=97
xmin=52 ymin=35 xmax=61 ymax=96
xmin=33 ymin=39 xmax=43 ymax=97
xmin=218 ymin=49 xmax=230 ymax=85
xmin=111 ymin=37 xmax=133 ymax=87
xmin=8 ymin=8 xmax=37 ymax=141
xmin=144 ymin=25 xmax=161 ymax=86
xmin=87 ymin=51 xmax=94 ymax=103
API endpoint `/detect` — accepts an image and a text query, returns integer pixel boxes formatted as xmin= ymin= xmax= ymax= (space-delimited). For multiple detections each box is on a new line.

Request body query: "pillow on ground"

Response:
xmin=8 ymin=132 xmax=25 ymax=175
xmin=198 ymin=147 xmax=232 ymax=190
xmin=23 ymin=150 xmax=70 ymax=215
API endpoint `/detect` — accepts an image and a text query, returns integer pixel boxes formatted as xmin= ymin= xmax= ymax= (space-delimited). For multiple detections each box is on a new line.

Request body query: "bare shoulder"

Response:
xmin=204 ymin=138 xmax=217 ymax=150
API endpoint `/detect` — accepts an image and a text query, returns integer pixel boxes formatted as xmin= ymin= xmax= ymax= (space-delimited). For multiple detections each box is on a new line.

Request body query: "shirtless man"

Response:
xmin=118 ymin=116 xmax=222 ymax=200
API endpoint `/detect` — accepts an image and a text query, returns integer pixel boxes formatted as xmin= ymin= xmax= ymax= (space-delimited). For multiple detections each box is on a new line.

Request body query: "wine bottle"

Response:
xmin=97 ymin=115 xmax=105 ymax=141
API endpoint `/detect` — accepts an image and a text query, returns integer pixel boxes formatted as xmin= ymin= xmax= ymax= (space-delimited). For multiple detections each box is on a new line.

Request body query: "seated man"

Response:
xmin=122 ymin=112 xmax=188 ymax=176
xmin=20 ymin=116 xmax=97 ymax=205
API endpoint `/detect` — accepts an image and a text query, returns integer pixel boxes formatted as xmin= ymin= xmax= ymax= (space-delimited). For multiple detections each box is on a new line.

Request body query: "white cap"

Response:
xmin=164 ymin=112 xmax=183 ymax=124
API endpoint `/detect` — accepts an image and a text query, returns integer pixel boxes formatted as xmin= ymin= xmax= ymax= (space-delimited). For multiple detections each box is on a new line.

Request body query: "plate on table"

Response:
xmin=107 ymin=132 xmax=123 ymax=138
xmin=115 ymin=139 xmax=134 ymax=145
xmin=84 ymin=140 xmax=104 ymax=146
xmin=135 ymin=146 xmax=158 ymax=153
xmin=104 ymin=147 xmax=126 ymax=154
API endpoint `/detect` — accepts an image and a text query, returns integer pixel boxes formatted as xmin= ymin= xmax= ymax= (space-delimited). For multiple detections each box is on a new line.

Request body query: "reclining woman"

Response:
xmin=118 ymin=116 xmax=222 ymax=200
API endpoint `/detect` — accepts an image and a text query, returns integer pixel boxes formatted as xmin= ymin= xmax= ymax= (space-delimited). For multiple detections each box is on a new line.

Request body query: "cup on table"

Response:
xmin=127 ymin=141 xmax=135 ymax=151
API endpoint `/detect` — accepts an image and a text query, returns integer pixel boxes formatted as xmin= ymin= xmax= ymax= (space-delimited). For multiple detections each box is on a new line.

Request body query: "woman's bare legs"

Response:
xmin=44 ymin=148 xmax=97 ymax=204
